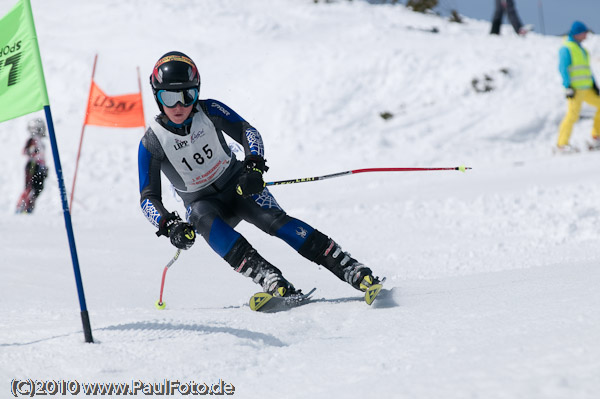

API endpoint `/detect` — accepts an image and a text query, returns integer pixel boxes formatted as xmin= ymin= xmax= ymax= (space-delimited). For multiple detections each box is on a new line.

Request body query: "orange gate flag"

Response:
xmin=84 ymin=80 xmax=145 ymax=127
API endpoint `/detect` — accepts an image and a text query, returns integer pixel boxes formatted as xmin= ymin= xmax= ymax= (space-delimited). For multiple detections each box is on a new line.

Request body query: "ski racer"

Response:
xmin=138 ymin=51 xmax=381 ymax=299
xmin=16 ymin=118 xmax=48 ymax=214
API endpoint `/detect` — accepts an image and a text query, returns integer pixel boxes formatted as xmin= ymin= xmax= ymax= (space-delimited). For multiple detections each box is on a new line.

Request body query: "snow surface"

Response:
xmin=2 ymin=1 xmax=600 ymax=398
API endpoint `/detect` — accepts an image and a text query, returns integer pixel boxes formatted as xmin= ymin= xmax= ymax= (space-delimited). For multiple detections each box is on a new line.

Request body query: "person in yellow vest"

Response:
xmin=556 ymin=21 xmax=600 ymax=153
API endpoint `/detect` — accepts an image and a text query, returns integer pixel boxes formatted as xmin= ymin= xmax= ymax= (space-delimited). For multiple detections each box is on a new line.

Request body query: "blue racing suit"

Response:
xmin=138 ymin=99 xmax=374 ymax=292
xmin=139 ymin=100 xmax=318 ymax=264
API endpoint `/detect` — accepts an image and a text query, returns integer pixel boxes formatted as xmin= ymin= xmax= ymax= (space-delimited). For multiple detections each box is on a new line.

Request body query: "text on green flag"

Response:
xmin=0 ymin=0 xmax=49 ymax=123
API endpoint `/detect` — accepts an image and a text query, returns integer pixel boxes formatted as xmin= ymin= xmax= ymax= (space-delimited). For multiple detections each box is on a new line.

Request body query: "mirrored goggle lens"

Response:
xmin=157 ymin=88 xmax=198 ymax=108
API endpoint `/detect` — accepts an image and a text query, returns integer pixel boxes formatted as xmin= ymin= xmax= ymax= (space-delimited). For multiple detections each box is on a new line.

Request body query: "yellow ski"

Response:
xmin=364 ymin=277 xmax=386 ymax=305
xmin=249 ymin=292 xmax=273 ymax=311
xmin=249 ymin=288 xmax=316 ymax=312
xmin=364 ymin=284 xmax=383 ymax=305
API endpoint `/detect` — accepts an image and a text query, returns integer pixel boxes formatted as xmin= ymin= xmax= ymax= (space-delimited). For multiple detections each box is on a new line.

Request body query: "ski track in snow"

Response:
xmin=2 ymin=1 xmax=600 ymax=398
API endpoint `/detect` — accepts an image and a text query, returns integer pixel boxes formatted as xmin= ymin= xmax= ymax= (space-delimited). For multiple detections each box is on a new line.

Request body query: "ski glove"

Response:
xmin=156 ymin=212 xmax=196 ymax=250
xmin=156 ymin=212 xmax=180 ymax=237
xmin=169 ymin=222 xmax=196 ymax=250
xmin=236 ymin=155 xmax=268 ymax=197
xmin=565 ymin=87 xmax=575 ymax=99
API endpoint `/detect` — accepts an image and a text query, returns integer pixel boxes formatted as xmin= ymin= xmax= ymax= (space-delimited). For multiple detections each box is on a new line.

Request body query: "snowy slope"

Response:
xmin=2 ymin=1 xmax=600 ymax=398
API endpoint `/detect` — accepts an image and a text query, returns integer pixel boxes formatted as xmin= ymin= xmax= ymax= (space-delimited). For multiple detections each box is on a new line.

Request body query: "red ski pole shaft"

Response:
xmin=157 ymin=249 xmax=181 ymax=306
xmin=157 ymin=266 xmax=169 ymax=305
xmin=265 ymin=166 xmax=471 ymax=186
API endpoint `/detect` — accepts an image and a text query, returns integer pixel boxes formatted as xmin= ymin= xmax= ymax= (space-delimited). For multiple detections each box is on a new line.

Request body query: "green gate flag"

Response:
xmin=0 ymin=0 xmax=49 ymax=122
xmin=0 ymin=0 xmax=94 ymax=343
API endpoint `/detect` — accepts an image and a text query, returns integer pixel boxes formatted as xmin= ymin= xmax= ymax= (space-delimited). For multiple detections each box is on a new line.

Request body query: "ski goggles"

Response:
xmin=156 ymin=88 xmax=199 ymax=108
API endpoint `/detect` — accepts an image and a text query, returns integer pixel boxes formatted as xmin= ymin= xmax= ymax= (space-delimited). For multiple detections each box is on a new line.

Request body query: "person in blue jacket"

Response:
xmin=556 ymin=21 xmax=600 ymax=153
xmin=138 ymin=51 xmax=381 ymax=299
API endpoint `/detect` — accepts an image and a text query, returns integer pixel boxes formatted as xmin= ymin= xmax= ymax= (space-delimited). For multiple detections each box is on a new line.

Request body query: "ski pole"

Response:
xmin=265 ymin=166 xmax=471 ymax=186
xmin=155 ymin=248 xmax=182 ymax=310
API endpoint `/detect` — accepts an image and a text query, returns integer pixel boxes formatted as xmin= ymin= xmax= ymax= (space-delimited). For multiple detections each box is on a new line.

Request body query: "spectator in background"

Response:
xmin=555 ymin=21 xmax=600 ymax=154
xmin=490 ymin=0 xmax=531 ymax=36
xmin=16 ymin=118 xmax=49 ymax=213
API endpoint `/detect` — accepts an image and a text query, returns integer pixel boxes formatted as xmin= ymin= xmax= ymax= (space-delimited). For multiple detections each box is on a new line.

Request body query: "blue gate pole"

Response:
xmin=43 ymin=105 xmax=94 ymax=343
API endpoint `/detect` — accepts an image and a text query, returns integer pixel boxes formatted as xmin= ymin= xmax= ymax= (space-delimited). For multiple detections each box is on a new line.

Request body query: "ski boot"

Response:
xmin=318 ymin=239 xmax=383 ymax=304
xmin=320 ymin=239 xmax=380 ymax=291
xmin=298 ymin=230 xmax=381 ymax=291
xmin=261 ymin=270 xmax=298 ymax=298
xmin=330 ymin=240 xmax=379 ymax=291
xmin=298 ymin=231 xmax=383 ymax=304
xmin=225 ymin=237 xmax=298 ymax=297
